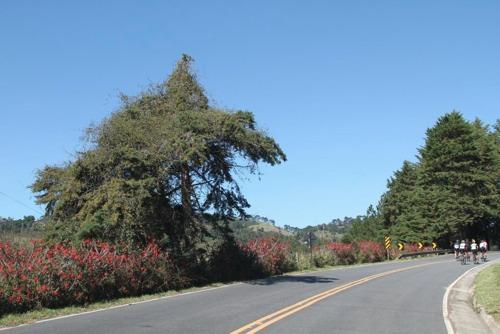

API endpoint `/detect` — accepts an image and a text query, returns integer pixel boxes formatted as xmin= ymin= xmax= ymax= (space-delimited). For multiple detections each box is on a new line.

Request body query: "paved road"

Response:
xmin=4 ymin=252 xmax=499 ymax=334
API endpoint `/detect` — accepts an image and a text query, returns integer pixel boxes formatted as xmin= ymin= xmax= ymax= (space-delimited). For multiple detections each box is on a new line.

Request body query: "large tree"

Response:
xmin=418 ymin=112 xmax=498 ymax=240
xmin=380 ymin=161 xmax=429 ymax=242
xmin=378 ymin=112 xmax=499 ymax=244
xmin=32 ymin=55 xmax=286 ymax=251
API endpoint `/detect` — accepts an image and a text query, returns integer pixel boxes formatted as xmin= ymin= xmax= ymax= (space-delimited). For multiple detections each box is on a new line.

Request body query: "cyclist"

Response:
xmin=459 ymin=240 xmax=467 ymax=264
xmin=465 ymin=239 xmax=471 ymax=262
xmin=453 ymin=240 xmax=460 ymax=259
xmin=470 ymin=239 xmax=479 ymax=264
xmin=479 ymin=239 xmax=488 ymax=262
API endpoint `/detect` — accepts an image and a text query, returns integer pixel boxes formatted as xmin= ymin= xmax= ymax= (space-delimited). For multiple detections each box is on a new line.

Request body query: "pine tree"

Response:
xmin=378 ymin=112 xmax=499 ymax=244
xmin=32 ymin=55 xmax=287 ymax=250
xmin=418 ymin=112 xmax=498 ymax=240
xmin=380 ymin=161 xmax=429 ymax=242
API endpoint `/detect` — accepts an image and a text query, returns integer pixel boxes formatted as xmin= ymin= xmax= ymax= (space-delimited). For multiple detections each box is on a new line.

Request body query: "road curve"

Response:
xmin=3 ymin=252 xmax=499 ymax=334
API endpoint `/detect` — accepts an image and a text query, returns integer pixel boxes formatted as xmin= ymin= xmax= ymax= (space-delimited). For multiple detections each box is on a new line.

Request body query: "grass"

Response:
xmin=248 ymin=222 xmax=292 ymax=236
xmin=475 ymin=263 xmax=500 ymax=322
xmin=0 ymin=232 xmax=43 ymax=244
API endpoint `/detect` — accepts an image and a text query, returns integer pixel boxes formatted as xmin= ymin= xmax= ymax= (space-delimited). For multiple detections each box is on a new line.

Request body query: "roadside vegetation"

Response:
xmin=0 ymin=216 xmax=44 ymax=243
xmin=475 ymin=263 xmax=500 ymax=322
xmin=0 ymin=237 xmax=390 ymax=318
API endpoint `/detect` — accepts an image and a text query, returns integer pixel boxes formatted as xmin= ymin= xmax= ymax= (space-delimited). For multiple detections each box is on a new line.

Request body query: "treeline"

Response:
xmin=0 ymin=216 xmax=43 ymax=233
xmin=346 ymin=113 xmax=499 ymax=246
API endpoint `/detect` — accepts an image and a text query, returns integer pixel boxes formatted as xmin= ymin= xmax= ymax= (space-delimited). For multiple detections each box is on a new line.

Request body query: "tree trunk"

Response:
xmin=180 ymin=162 xmax=193 ymax=249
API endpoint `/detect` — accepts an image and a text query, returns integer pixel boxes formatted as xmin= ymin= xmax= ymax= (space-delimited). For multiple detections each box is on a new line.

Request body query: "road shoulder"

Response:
xmin=443 ymin=259 xmax=500 ymax=334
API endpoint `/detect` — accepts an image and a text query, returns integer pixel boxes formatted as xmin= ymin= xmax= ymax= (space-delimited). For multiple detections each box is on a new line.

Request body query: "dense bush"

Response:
xmin=208 ymin=237 xmax=264 ymax=282
xmin=244 ymin=237 xmax=293 ymax=275
xmin=0 ymin=237 xmax=385 ymax=317
xmin=0 ymin=240 xmax=189 ymax=316
xmin=355 ymin=241 xmax=385 ymax=263
xmin=312 ymin=241 xmax=386 ymax=266
xmin=311 ymin=248 xmax=335 ymax=267
xmin=325 ymin=242 xmax=356 ymax=265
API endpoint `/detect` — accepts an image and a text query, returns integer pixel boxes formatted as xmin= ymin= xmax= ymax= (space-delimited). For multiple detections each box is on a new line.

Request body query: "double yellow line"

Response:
xmin=231 ymin=262 xmax=439 ymax=334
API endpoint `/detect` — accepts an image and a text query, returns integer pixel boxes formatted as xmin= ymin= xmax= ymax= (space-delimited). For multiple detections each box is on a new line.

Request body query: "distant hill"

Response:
xmin=229 ymin=215 xmax=355 ymax=244
xmin=228 ymin=217 xmax=292 ymax=242
xmin=0 ymin=213 xmax=356 ymax=246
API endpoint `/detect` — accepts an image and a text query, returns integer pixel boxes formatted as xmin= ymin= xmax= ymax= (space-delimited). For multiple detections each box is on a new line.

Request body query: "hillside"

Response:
xmin=229 ymin=216 xmax=355 ymax=244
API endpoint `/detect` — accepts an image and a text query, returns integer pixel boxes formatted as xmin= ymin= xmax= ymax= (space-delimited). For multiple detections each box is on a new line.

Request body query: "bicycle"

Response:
xmin=460 ymin=252 xmax=467 ymax=265
xmin=480 ymin=252 xmax=487 ymax=263
xmin=472 ymin=252 xmax=479 ymax=264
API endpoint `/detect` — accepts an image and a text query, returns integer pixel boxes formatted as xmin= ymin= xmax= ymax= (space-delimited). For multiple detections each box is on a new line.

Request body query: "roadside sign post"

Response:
xmin=384 ymin=236 xmax=392 ymax=260
xmin=307 ymin=232 xmax=316 ymax=265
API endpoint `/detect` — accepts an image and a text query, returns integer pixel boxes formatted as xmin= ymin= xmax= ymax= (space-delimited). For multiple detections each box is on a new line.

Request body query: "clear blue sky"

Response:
xmin=1 ymin=1 xmax=499 ymax=227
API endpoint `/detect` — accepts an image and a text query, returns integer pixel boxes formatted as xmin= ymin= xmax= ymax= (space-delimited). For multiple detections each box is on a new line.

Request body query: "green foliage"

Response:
xmin=0 ymin=216 xmax=38 ymax=233
xmin=287 ymin=217 xmax=354 ymax=245
xmin=31 ymin=55 xmax=286 ymax=252
xmin=207 ymin=236 xmax=264 ymax=282
xmin=378 ymin=112 xmax=499 ymax=244
xmin=380 ymin=161 xmax=430 ymax=242
xmin=227 ymin=219 xmax=289 ymax=243
xmin=344 ymin=206 xmax=385 ymax=242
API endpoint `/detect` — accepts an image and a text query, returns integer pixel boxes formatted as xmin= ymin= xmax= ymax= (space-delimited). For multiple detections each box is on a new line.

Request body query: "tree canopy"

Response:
xmin=31 ymin=55 xmax=286 ymax=251
xmin=377 ymin=112 xmax=499 ymax=244
xmin=346 ymin=112 xmax=499 ymax=245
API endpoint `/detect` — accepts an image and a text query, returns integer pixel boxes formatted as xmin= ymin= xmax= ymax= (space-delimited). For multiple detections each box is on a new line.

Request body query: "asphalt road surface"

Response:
xmin=4 ymin=252 xmax=499 ymax=334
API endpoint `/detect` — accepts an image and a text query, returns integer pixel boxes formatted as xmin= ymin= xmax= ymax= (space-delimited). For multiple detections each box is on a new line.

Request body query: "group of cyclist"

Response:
xmin=453 ymin=239 xmax=488 ymax=264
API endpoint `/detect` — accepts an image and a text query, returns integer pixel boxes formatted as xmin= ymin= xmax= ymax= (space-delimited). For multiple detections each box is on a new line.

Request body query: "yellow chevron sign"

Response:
xmin=384 ymin=236 xmax=391 ymax=249
xmin=432 ymin=242 xmax=437 ymax=249
xmin=418 ymin=242 xmax=423 ymax=250
xmin=397 ymin=242 xmax=404 ymax=251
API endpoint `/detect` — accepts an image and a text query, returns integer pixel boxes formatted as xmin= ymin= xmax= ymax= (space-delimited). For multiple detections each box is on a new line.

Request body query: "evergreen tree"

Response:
xmin=345 ymin=205 xmax=384 ymax=242
xmin=418 ymin=112 xmax=498 ymax=240
xmin=31 ymin=55 xmax=286 ymax=251
xmin=380 ymin=161 xmax=429 ymax=242
xmin=378 ymin=112 xmax=499 ymax=244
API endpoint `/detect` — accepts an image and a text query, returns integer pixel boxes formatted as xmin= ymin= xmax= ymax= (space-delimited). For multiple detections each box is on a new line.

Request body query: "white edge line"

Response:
xmin=0 ymin=282 xmax=243 ymax=332
xmin=442 ymin=258 xmax=500 ymax=334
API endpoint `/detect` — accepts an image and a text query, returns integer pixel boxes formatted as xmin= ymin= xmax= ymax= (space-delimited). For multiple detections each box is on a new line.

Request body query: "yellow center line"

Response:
xmin=230 ymin=261 xmax=448 ymax=334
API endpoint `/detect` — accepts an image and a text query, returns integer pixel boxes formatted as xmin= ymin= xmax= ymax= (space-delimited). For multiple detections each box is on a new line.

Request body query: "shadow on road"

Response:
xmin=247 ymin=275 xmax=338 ymax=286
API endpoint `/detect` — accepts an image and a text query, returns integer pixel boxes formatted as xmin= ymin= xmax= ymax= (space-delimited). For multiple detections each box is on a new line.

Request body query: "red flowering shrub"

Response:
xmin=0 ymin=240 xmax=189 ymax=316
xmin=404 ymin=243 xmax=420 ymax=253
xmin=244 ymin=238 xmax=291 ymax=275
xmin=355 ymin=241 xmax=385 ymax=263
xmin=325 ymin=242 xmax=356 ymax=265
xmin=323 ymin=241 xmax=385 ymax=265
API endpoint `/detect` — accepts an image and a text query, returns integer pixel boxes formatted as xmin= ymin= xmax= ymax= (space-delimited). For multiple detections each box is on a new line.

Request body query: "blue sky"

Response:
xmin=1 ymin=1 xmax=499 ymax=227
